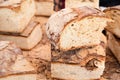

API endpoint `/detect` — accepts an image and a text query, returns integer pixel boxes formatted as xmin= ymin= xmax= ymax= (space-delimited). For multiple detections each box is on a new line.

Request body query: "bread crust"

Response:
xmin=46 ymin=6 xmax=107 ymax=50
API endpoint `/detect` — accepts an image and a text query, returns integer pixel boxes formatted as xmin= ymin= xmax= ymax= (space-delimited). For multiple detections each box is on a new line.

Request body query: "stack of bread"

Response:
xmin=104 ymin=6 xmax=120 ymax=64
xmin=0 ymin=41 xmax=37 ymax=80
xmin=46 ymin=6 xmax=112 ymax=80
xmin=65 ymin=0 xmax=99 ymax=9
xmin=35 ymin=0 xmax=54 ymax=16
xmin=0 ymin=0 xmax=42 ymax=50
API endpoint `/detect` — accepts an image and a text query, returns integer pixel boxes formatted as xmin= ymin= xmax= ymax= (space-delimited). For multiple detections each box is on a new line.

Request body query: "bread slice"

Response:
xmin=46 ymin=6 xmax=112 ymax=51
xmin=104 ymin=6 xmax=120 ymax=38
xmin=0 ymin=0 xmax=36 ymax=33
xmin=0 ymin=41 xmax=37 ymax=80
xmin=0 ymin=0 xmax=21 ymax=6
xmin=0 ymin=20 xmax=42 ymax=50
xmin=107 ymin=31 xmax=120 ymax=64
xmin=35 ymin=0 xmax=54 ymax=16
xmin=66 ymin=0 xmax=99 ymax=8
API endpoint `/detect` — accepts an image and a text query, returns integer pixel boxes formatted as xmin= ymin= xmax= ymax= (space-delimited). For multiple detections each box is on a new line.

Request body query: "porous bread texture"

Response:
xmin=0 ymin=0 xmax=36 ymax=33
xmin=46 ymin=6 xmax=112 ymax=51
xmin=104 ymin=5 xmax=120 ymax=38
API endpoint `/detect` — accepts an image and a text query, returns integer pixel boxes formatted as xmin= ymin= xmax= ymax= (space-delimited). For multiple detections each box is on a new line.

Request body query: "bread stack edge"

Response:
xmin=0 ymin=0 xmax=42 ymax=50
xmin=46 ymin=6 xmax=112 ymax=80
xmin=104 ymin=5 xmax=120 ymax=64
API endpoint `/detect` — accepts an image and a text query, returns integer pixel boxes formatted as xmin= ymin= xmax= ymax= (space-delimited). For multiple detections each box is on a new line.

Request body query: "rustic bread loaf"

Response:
xmin=107 ymin=31 xmax=120 ymax=64
xmin=35 ymin=0 xmax=54 ymax=16
xmin=46 ymin=6 xmax=112 ymax=51
xmin=51 ymin=34 xmax=106 ymax=80
xmin=0 ymin=41 xmax=37 ymax=80
xmin=104 ymin=5 xmax=120 ymax=38
xmin=0 ymin=0 xmax=21 ymax=6
xmin=66 ymin=0 xmax=99 ymax=8
xmin=0 ymin=20 xmax=42 ymax=50
xmin=0 ymin=0 xmax=36 ymax=33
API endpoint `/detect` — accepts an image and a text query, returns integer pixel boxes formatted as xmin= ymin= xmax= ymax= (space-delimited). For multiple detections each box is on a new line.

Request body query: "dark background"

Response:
xmin=100 ymin=0 xmax=120 ymax=7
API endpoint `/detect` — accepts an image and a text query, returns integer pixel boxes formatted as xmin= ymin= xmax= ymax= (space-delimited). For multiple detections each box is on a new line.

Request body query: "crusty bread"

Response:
xmin=104 ymin=5 xmax=120 ymax=38
xmin=0 ymin=20 xmax=42 ymax=50
xmin=0 ymin=0 xmax=36 ymax=33
xmin=0 ymin=41 xmax=36 ymax=78
xmin=51 ymin=46 xmax=106 ymax=80
xmin=0 ymin=0 xmax=21 ymax=6
xmin=35 ymin=0 xmax=54 ymax=16
xmin=46 ymin=6 xmax=112 ymax=51
xmin=107 ymin=31 xmax=120 ymax=64
xmin=51 ymin=34 xmax=106 ymax=80
xmin=66 ymin=0 xmax=99 ymax=8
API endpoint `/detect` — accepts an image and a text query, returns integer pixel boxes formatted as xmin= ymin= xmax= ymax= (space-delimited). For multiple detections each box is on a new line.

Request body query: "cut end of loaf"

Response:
xmin=60 ymin=16 xmax=111 ymax=51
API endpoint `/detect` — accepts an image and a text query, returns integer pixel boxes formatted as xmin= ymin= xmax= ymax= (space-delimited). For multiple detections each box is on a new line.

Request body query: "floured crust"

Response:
xmin=0 ymin=41 xmax=35 ymax=76
xmin=46 ymin=6 xmax=107 ymax=50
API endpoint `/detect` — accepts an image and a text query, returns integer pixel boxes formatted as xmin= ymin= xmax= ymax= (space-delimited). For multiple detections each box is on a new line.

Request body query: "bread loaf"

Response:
xmin=51 ymin=35 xmax=106 ymax=80
xmin=104 ymin=5 xmax=120 ymax=38
xmin=0 ymin=20 xmax=42 ymax=50
xmin=107 ymin=31 xmax=120 ymax=64
xmin=0 ymin=41 xmax=37 ymax=80
xmin=35 ymin=0 xmax=54 ymax=16
xmin=46 ymin=6 xmax=112 ymax=51
xmin=0 ymin=0 xmax=36 ymax=33
xmin=66 ymin=0 xmax=99 ymax=8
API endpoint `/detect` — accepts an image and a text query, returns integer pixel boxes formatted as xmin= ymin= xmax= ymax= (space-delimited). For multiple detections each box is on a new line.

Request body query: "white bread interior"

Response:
xmin=0 ymin=0 xmax=36 ymax=33
xmin=60 ymin=16 xmax=110 ymax=51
